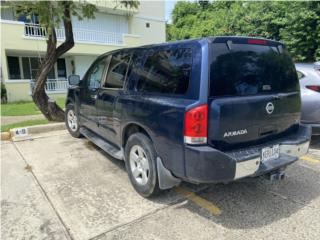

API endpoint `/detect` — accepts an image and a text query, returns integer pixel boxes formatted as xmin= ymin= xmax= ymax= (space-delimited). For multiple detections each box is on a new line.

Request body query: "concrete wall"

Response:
xmin=5 ymin=80 xmax=66 ymax=102
xmin=129 ymin=17 xmax=166 ymax=45
xmin=71 ymin=12 xmax=129 ymax=34
xmin=73 ymin=56 xmax=97 ymax=78
xmin=129 ymin=0 xmax=166 ymax=45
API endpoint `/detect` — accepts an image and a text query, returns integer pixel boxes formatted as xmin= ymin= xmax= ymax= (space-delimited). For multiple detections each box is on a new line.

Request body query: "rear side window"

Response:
xmin=104 ymin=52 xmax=131 ymax=89
xmin=137 ymin=48 xmax=192 ymax=95
xmin=210 ymin=43 xmax=299 ymax=97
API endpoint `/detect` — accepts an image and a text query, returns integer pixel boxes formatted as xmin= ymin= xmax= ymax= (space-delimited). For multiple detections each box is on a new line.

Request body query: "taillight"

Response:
xmin=247 ymin=39 xmax=267 ymax=45
xmin=184 ymin=104 xmax=208 ymax=145
xmin=306 ymin=85 xmax=320 ymax=92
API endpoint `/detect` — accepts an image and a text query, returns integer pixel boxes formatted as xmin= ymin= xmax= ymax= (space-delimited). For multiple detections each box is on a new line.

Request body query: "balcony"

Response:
xmin=1 ymin=19 xmax=142 ymax=55
xmin=30 ymin=79 xmax=69 ymax=93
xmin=25 ymin=23 xmax=124 ymax=45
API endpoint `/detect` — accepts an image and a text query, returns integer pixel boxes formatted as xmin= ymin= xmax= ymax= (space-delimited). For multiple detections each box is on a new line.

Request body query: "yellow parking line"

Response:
xmin=175 ymin=187 xmax=222 ymax=216
xmin=300 ymin=156 xmax=320 ymax=164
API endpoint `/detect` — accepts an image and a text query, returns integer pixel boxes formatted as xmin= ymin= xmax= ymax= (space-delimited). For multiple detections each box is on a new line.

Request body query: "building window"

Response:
xmin=29 ymin=57 xmax=41 ymax=79
xmin=18 ymin=13 xmax=39 ymax=24
xmin=57 ymin=59 xmax=67 ymax=78
xmin=22 ymin=57 xmax=31 ymax=79
xmin=7 ymin=56 xmax=66 ymax=80
xmin=146 ymin=22 xmax=150 ymax=28
xmin=7 ymin=56 xmax=21 ymax=79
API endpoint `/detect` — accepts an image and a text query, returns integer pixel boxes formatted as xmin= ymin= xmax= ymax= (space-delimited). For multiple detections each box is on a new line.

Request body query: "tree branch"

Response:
xmin=56 ymin=1 xmax=74 ymax=57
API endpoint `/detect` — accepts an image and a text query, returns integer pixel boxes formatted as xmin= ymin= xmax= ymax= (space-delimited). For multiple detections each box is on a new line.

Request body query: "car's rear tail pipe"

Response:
xmin=267 ymin=171 xmax=286 ymax=181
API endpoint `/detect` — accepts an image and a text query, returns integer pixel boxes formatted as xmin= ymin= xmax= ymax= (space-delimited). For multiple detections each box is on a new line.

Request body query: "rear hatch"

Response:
xmin=208 ymin=37 xmax=301 ymax=150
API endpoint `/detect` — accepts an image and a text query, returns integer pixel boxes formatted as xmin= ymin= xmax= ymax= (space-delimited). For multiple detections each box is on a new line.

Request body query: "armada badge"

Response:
xmin=224 ymin=129 xmax=248 ymax=138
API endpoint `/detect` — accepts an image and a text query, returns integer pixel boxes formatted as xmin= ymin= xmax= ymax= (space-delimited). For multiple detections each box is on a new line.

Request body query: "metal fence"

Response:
xmin=24 ymin=24 xmax=123 ymax=45
xmin=30 ymin=79 xmax=68 ymax=93
xmin=24 ymin=24 xmax=47 ymax=37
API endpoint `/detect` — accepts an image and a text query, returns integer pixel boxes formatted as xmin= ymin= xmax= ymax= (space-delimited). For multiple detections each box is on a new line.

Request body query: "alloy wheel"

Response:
xmin=129 ymin=145 xmax=150 ymax=185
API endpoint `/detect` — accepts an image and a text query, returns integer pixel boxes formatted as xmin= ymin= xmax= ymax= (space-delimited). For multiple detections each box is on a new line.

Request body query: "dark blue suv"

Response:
xmin=65 ymin=36 xmax=311 ymax=197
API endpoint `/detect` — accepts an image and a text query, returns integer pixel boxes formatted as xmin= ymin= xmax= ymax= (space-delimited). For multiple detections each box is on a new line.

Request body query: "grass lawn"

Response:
xmin=1 ymin=119 xmax=50 ymax=132
xmin=1 ymin=98 xmax=65 ymax=116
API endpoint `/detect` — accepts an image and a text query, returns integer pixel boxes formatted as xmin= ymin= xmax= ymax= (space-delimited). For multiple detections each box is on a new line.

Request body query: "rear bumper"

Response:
xmin=184 ymin=125 xmax=312 ymax=183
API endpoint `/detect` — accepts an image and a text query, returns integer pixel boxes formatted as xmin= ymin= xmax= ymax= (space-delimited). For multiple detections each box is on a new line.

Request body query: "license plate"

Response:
xmin=261 ymin=144 xmax=280 ymax=162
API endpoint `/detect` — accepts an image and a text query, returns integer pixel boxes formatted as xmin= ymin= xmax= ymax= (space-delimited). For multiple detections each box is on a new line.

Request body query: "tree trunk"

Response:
xmin=32 ymin=1 xmax=74 ymax=122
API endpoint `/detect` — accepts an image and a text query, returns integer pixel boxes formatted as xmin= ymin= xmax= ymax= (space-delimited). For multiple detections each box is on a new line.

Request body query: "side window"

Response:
xmin=104 ymin=52 xmax=131 ymax=89
xmin=126 ymin=51 xmax=146 ymax=89
xmin=86 ymin=58 xmax=107 ymax=89
xmin=137 ymin=48 xmax=192 ymax=95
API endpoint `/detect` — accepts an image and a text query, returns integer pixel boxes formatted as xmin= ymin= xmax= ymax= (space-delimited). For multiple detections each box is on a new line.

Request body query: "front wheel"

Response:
xmin=65 ymin=103 xmax=81 ymax=138
xmin=124 ymin=133 xmax=161 ymax=197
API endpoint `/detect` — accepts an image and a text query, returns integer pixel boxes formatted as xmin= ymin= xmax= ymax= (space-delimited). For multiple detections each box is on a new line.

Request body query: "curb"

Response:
xmin=8 ymin=123 xmax=66 ymax=141
xmin=1 ymin=131 xmax=11 ymax=141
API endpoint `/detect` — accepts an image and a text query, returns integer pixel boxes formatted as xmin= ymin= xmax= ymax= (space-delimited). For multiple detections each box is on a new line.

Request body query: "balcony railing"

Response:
xmin=30 ymin=79 xmax=68 ymax=93
xmin=25 ymin=24 xmax=47 ymax=37
xmin=24 ymin=24 xmax=123 ymax=45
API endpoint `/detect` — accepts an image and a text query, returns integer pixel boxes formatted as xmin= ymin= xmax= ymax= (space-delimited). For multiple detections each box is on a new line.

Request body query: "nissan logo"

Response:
xmin=266 ymin=102 xmax=274 ymax=114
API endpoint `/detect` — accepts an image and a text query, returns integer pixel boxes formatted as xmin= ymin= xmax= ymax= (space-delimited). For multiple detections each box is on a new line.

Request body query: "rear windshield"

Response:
xmin=210 ymin=43 xmax=299 ymax=97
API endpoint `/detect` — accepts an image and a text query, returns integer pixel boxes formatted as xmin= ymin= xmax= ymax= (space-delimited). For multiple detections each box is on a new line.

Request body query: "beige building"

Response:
xmin=0 ymin=1 xmax=166 ymax=102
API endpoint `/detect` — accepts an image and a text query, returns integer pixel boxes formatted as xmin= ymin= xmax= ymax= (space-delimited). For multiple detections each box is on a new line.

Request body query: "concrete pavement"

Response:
xmin=1 ymin=141 xmax=69 ymax=240
xmin=1 ymin=131 xmax=320 ymax=240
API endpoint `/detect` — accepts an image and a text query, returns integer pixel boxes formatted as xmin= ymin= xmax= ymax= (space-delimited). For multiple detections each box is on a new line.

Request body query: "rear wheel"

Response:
xmin=65 ymin=103 xmax=81 ymax=138
xmin=125 ymin=133 xmax=161 ymax=197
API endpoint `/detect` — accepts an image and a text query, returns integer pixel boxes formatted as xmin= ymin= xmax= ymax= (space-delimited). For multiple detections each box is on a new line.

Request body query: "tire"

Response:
xmin=125 ymin=133 xmax=161 ymax=197
xmin=65 ymin=103 xmax=81 ymax=138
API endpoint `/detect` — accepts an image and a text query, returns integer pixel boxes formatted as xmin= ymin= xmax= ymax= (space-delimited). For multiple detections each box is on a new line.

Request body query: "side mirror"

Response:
xmin=68 ymin=75 xmax=80 ymax=86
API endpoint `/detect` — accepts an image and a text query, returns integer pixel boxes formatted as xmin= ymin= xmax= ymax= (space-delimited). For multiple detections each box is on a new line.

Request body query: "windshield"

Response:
xmin=210 ymin=43 xmax=299 ymax=97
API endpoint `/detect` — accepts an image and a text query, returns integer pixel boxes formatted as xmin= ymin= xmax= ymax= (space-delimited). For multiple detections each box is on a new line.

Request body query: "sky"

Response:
xmin=165 ymin=0 xmax=196 ymax=23
xmin=165 ymin=0 xmax=178 ymax=23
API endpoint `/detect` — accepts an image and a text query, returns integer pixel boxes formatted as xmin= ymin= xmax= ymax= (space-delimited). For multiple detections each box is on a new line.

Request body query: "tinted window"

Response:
xmin=126 ymin=51 xmax=146 ymax=90
xmin=137 ymin=48 xmax=192 ymax=95
xmin=104 ymin=52 xmax=131 ymax=88
xmin=210 ymin=43 xmax=299 ymax=97
xmin=7 ymin=56 xmax=21 ymax=79
xmin=87 ymin=58 xmax=107 ymax=89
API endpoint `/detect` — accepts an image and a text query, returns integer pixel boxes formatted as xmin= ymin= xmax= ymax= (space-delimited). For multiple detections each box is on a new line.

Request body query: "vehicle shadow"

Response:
xmin=84 ymin=140 xmax=183 ymax=204
xmin=310 ymin=135 xmax=320 ymax=150
xmin=86 ymin=139 xmax=320 ymax=229
xmin=177 ymin=162 xmax=320 ymax=229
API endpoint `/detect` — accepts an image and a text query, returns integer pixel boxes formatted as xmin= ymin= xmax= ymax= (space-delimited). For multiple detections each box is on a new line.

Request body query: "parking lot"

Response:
xmin=2 ymin=130 xmax=320 ymax=240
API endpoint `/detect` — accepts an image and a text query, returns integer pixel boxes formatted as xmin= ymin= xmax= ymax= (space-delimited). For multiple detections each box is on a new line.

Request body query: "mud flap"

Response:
xmin=157 ymin=157 xmax=181 ymax=190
